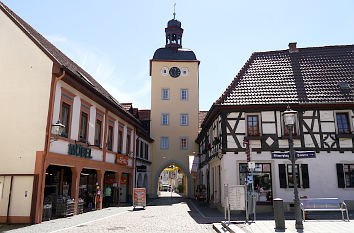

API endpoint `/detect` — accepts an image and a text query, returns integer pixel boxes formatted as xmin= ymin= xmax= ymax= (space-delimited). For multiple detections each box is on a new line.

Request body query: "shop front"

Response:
xmin=79 ymin=169 xmax=97 ymax=212
xmin=103 ymin=171 xmax=119 ymax=208
xmin=120 ymin=173 xmax=129 ymax=203
xmin=43 ymin=165 xmax=74 ymax=221
xmin=239 ymin=163 xmax=273 ymax=204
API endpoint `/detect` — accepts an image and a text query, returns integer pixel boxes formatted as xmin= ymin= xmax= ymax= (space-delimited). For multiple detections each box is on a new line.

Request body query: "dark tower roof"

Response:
xmin=152 ymin=15 xmax=197 ymax=61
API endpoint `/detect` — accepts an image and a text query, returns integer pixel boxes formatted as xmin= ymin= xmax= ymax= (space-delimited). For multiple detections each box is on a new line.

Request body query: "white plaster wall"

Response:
xmin=321 ymin=122 xmax=335 ymax=132
xmin=320 ymin=111 xmax=334 ymax=121
xmin=49 ymin=140 xmax=69 ymax=154
xmin=8 ymin=176 xmax=33 ymax=216
xmin=339 ymin=138 xmax=353 ymax=148
xmin=262 ymin=123 xmax=276 ymax=134
xmin=0 ymin=9 xmax=53 ymax=174
xmin=88 ymin=106 xmax=96 ymax=145
xmin=227 ymin=135 xmax=237 ymax=148
xmin=113 ymin=120 xmax=118 ymax=153
xmin=236 ymin=120 xmax=245 ymax=133
xmin=91 ymin=149 xmax=103 ymax=161
xmin=261 ymin=111 xmax=275 ymax=121
xmin=274 ymin=151 xmax=354 ymax=203
xmin=70 ymin=96 xmax=81 ymax=141
xmin=106 ymin=152 xmax=116 ymax=164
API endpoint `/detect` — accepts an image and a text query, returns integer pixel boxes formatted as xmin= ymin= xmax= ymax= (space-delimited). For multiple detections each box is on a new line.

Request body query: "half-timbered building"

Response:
xmin=196 ymin=43 xmax=354 ymax=211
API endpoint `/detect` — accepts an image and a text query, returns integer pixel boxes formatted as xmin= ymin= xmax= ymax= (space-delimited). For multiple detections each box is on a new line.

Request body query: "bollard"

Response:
xmin=274 ymin=198 xmax=285 ymax=230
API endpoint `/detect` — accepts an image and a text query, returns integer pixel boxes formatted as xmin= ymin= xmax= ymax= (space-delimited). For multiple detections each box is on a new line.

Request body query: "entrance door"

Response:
xmin=120 ymin=173 xmax=129 ymax=203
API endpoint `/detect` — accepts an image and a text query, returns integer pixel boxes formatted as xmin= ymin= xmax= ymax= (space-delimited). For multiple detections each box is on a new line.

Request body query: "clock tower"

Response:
xmin=149 ymin=15 xmax=199 ymax=198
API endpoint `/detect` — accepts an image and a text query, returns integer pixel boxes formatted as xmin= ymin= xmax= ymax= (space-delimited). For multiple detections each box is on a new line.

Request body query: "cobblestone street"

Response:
xmin=3 ymin=193 xmax=217 ymax=233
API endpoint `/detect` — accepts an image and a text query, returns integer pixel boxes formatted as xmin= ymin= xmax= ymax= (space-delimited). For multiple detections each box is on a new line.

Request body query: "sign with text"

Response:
xmin=117 ymin=154 xmax=129 ymax=165
xmin=133 ymin=188 xmax=146 ymax=208
xmin=224 ymin=185 xmax=246 ymax=211
xmin=272 ymin=152 xmax=316 ymax=159
xmin=68 ymin=144 xmax=92 ymax=158
xmin=136 ymin=165 xmax=147 ymax=172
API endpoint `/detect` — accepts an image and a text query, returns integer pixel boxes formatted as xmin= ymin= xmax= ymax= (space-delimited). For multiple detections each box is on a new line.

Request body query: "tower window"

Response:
xmin=180 ymin=88 xmax=188 ymax=101
xmin=180 ymin=114 xmax=189 ymax=126
xmin=160 ymin=137 xmax=169 ymax=150
xmin=161 ymin=88 xmax=170 ymax=100
xmin=180 ymin=137 xmax=188 ymax=150
xmin=161 ymin=113 xmax=169 ymax=126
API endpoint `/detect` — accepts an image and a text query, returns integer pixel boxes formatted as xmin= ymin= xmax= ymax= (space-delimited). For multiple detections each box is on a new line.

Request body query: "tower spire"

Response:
xmin=173 ymin=3 xmax=176 ymax=19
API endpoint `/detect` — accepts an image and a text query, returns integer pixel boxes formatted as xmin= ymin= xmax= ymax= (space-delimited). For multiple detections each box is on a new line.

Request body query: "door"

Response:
xmin=120 ymin=173 xmax=129 ymax=203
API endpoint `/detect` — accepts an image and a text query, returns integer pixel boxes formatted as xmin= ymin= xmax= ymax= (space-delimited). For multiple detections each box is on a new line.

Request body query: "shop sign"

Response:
xmin=272 ymin=151 xmax=316 ymax=159
xmin=136 ymin=165 xmax=147 ymax=172
xmin=117 ymin=154 xmax=129 ymax=165
xmin=133 ymin=188 xmax=146 ymax=208
xmin=68 ymin=143 xmax=92 ymax=158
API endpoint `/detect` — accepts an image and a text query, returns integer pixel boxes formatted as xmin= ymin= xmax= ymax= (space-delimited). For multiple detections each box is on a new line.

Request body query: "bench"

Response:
xmin=300 ymin=198 xmax=349 ymax=221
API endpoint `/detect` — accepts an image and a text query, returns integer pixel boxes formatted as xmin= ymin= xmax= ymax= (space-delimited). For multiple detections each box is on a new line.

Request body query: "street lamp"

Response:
xmin=51 ymin=120 xmax=65 ymax=140
xmin=283 ymin=106 xmax=303 ymax=229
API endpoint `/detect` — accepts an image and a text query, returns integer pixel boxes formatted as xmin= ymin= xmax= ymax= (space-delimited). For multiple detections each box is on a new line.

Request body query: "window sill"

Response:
xmin=337 ymin=134 xmax=354 ymax=138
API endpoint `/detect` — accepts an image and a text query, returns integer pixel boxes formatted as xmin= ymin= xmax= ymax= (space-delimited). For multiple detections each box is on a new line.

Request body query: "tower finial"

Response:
xmin=173 ymin=3 xmax=176 ymax=19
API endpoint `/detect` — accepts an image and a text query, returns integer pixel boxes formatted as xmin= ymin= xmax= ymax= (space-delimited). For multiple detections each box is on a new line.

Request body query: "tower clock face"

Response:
xmin=169 ymin=67 xmax=181 ymax=78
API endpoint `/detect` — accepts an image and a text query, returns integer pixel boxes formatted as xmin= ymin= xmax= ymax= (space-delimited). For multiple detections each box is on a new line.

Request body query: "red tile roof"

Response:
xmin=216 ymin=45 xmax=354 ymax=105
xmin=138 ymin=110 xmax=151 ymax=121
xmin=198 ymin=111 xmax=208 ymax=132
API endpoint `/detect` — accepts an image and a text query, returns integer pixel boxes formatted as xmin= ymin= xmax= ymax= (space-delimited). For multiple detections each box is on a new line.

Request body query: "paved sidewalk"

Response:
xmin=233 ymin=220 xmax=354 ymax=233
xmin=1 ymin=206 xmax=132 ymax=233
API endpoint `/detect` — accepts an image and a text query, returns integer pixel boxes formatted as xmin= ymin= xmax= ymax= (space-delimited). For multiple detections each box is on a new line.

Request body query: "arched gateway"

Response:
xmin=148 ymin=14 xmax=200 ymax=199
xmin=154 ymin=160 xmax=192 ymax=197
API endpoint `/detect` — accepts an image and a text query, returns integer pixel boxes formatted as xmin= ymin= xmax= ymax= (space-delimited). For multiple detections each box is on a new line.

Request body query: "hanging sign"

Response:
xmin=117 ymin=154 xmax=129 ymax=165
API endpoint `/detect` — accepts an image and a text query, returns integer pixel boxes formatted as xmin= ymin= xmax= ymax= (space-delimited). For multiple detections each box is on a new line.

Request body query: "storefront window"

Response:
xmin=239 ymin=163 xmax=272 ymax=204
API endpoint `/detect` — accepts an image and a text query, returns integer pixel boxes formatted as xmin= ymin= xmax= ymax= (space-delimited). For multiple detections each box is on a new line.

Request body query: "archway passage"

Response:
xmin=154 ymin=160 xmax=192 ymax=198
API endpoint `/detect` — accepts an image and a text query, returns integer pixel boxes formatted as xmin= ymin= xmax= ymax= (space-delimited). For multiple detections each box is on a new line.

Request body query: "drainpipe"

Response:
xmin=37 ymin=69 xmax=66 ymax=223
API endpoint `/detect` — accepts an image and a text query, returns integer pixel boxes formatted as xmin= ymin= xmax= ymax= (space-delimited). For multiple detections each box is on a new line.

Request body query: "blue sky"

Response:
xmin=3 ymin=0 xmax=354 ymax=110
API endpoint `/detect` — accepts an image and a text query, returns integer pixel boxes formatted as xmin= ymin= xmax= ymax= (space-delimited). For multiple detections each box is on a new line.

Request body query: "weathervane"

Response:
xmin=173 ymin=3 xmax=176 ymax=19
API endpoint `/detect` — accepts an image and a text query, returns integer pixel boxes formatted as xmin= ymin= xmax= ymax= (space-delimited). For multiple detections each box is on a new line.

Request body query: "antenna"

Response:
xmin=173 ymin=3 xmax=176 ymax=19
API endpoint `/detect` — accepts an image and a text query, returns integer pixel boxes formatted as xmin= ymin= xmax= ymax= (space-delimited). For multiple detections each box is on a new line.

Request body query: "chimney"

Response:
xmin=288 ymin=42 xmax=298 ymax=53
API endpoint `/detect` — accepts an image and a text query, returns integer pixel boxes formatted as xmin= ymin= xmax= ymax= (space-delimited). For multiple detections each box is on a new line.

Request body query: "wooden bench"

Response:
xmin=300 ymin=198 xmax=349 ymax=221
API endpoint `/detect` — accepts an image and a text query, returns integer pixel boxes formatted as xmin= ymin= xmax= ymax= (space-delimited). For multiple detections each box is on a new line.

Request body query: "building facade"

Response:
xmin=149 ymin=16 xmax=200 ymax=198
xmin=0 ymin=2 xmax=151 ymax=224
xmin=196 ymin=43 xmax=354 ymax=211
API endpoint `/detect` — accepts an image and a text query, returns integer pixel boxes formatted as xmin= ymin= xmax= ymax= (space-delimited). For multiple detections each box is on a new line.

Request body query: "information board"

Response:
xmin=226 ymin=185 xmax=246 ymax=211
xmin=133 ymin=188 xmax=146 ymax=208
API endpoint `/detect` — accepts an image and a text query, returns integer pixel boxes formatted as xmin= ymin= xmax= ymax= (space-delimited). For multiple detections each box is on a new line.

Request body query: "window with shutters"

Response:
xmin=278 ymin=164 xmax=309 ymax=189
xmin=336 ymin=164 xmax=354 ymax=188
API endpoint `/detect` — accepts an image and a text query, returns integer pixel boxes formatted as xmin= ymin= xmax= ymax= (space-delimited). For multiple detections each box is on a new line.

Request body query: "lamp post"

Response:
xmin=283 ymin=107 xmax=303 ymax=229
xmin=51 ymin=121 xmax=65 ymax=140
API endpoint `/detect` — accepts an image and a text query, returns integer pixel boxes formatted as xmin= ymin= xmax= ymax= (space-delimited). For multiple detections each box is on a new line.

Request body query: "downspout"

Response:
xmin=37 ymin=69 xmax=66 ymax=223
